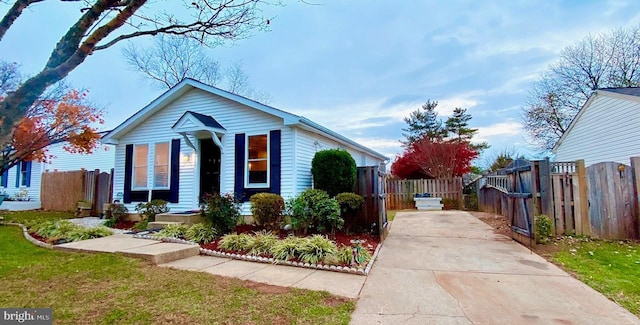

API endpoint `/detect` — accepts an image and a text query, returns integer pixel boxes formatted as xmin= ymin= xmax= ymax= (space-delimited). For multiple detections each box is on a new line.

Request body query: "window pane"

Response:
xmin=248 ymin=160 xmax=267 ymax=183
xmin=248 ymin=135 xmax=267 ymax=159
xmin=134 ymin=167 xmax=147 ymax=188
xmin=133 ymin=144 xmax=148 ymax=188
xmin=154 ymin=142 xmax=169 ymax=187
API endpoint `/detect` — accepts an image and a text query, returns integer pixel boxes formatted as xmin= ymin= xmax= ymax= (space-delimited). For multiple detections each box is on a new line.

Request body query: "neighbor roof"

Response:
xmin=102 ymin=78 xmax=388 ymax=161
xmin=598 ymin=87 xmax=640 ymax=97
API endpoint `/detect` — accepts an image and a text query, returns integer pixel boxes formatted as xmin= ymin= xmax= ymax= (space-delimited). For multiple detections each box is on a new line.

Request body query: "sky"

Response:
xmin=1 ymin=0 xmax=640 ymax=168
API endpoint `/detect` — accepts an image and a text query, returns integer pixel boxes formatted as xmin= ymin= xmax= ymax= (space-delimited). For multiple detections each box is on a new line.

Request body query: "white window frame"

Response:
xmin=152 ymin=141 xmax=171 ymax=189
xmin=245 ymin=133 xmax=270 ymax=188
xmin=132 ymin=144 xmax=149 ymax=190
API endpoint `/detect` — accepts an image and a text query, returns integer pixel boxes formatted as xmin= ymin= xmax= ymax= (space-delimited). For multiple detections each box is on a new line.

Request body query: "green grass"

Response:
xmin=0 ymin=224 xmax=354 ymax=324
xmin=552 ymin=237 xmax=640 ymax=316
xmin=2 ymin=210 xmax=75 ymax=224
xmin=386 ymin=210 xmax=397 ymax=221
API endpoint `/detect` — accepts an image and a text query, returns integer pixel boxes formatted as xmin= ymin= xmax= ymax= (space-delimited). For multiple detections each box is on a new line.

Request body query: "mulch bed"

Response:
xmin=114 ymin=220 xmax=137 ymax=230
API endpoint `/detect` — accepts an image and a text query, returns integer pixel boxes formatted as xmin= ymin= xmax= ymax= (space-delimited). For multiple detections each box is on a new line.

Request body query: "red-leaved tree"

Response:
xmin=1 ymin=89 xmax=103 ymax=175
xmin=392 ymin=138 xmax=478 ymax=179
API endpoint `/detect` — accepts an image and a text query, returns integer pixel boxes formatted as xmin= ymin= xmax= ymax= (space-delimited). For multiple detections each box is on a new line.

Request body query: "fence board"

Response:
xmin=41 ymin=170 xmax=85 ymax=211
xmin=385 ymin=178 xmax=463 ymax=210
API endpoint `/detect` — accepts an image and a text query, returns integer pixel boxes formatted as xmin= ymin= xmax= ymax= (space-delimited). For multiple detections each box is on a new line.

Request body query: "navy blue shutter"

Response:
xmin=24 ymin=161 xmax=31 ymax=187
xmin=15 ymin=162 xmax=20 ymax=188
xmin=123 ymin=144 xmax=133 ymax=203
xmin=169 ymin=139 xmax=180 ymax=203
xmin=234 ymin=133 xmax=245 ymax=201
xmin=269 ymin=130 xmax=281 ymax=195
xmin=1 ymin=165 xmax=7 ymax=187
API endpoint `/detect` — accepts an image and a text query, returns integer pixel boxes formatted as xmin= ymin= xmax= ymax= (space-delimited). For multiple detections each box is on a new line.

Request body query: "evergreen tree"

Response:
xmin=445 ymin=107 xmax=489 ymax=151
xmin=401 ymin=100 xmax=446 ymax=146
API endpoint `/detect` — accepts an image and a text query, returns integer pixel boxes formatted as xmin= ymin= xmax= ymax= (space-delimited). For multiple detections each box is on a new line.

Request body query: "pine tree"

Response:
xmin=445 ymin=107 xmax=489 ymax=151
xmin=401 ymin=100 xmax=446 ymax=146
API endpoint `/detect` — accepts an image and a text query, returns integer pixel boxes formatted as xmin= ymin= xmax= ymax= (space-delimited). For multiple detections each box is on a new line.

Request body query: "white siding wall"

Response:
xmin=0 ymin=161 xmax=43 ymax=201
xmin=293 ymin=128 xmax=384 ymax=196
xmin=113 ymin=88 xmax=283 ymax=213
xmin=555 ymin=95 xmax=640 ymax=166
xmin=42 ymin=142 xmax=116 ymax=172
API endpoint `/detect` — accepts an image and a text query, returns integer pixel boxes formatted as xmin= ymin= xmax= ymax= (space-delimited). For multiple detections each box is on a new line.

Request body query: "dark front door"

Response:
xmin=200 ymin=138 xmax=221 ymax=199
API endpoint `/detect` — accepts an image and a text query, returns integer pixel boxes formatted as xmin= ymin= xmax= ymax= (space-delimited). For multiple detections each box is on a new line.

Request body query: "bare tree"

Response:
xmin=124 ymin=36 xmax=271 ymax=102
xmin=0 ymin=0 xmax=271 ymax=145
xmin=523 ymin=25 xmax=640 ymax=151
xmin=0 ymin=60 xmax=20 ymax=95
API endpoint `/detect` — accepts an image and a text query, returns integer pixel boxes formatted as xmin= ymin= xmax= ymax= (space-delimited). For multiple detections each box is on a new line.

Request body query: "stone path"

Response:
xmin=351 ymin=210 xmax=640 ymax=325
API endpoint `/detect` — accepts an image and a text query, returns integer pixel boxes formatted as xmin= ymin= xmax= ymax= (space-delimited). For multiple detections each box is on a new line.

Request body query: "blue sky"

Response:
xmin=2 ymin=1 xmax=640 ymax=167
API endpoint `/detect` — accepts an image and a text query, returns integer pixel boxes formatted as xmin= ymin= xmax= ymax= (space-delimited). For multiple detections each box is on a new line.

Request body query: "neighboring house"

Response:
xmin=102 ymin=78 xmax=388 ymax=214
xmin=0 ymin=137 xmax=115 ymax=203
xmin=553 ymin=88 xmax=640 ymax=166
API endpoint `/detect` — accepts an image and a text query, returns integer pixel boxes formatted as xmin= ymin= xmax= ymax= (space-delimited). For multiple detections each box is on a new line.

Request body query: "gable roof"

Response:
xmin=183 ymin=111 xmax=225 ymax=129
xmin=552 ymin=87 xmax=640 ymax=153
xmin=102 ymin=78 xmax=388 ymax=161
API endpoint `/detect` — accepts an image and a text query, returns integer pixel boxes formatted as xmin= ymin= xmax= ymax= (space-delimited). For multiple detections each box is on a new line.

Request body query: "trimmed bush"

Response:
xmin=185 ymin=223 xmax=218 ymax=244
xmin=311 ymin=149 xmax=357 ymax=197
xmin=286 ymin=189 xmax=341 ymax=235
xmin=336 ymin=192 xmax=364 ymax=232
xmin=250 ymin=193 xmax=285 ymax=231
xmin=201 ymin=193 xmax=241 ymax=235
xmin=135 ymin=199 xmax=169 ymax=222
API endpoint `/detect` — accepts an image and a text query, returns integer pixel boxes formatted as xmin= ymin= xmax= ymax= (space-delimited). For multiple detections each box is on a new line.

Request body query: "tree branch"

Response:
xmin=0 ymin=0 xmax=43 ymax=42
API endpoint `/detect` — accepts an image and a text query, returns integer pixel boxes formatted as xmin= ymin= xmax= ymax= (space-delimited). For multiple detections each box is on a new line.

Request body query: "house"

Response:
xmin=0 ymin=138 xmax=115 ymax=205
xmin=553 ymin=88 xmax=640 ymax=166
xmin=101 ymin=78 xmax=388 ymax=214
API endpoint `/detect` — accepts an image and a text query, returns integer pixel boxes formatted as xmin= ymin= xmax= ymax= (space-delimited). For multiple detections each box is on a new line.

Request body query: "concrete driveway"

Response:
xmin=351 ymin=210 xmax=640 ymax=325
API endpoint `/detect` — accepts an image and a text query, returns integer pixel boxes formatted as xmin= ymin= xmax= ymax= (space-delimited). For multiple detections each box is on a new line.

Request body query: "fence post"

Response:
xmin=576 ymin=159 xmax=591 ymax=237
xmin=538 ymin=158 xmax=555 ymax=233
xmin=630 ymin=157 xmax=640 ymax=238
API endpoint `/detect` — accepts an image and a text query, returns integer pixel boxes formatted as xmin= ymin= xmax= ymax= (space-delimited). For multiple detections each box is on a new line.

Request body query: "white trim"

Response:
xmin=244 ymin=132 xmax=270 ymax=188
xmin=132 ymin=144 xmax=149 ymax=190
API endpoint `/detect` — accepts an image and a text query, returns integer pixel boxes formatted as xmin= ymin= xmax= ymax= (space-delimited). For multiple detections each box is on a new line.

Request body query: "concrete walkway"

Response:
xmin=351 ymin=210 xmax=640 ymax=325
xmin=55 ymin=234 xmax=366 ymax=298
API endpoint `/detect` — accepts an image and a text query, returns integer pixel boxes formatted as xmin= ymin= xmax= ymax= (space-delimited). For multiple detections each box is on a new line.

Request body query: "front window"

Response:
xmin=20 ymin=161 xmax=28 ymax=186
xmin=154 ymin=142 xmax=169 ymax=188
xmin=246 ymin=134 xmax=268 ymax=186
xmin=133 ymin=144 xmax=148 ymax=189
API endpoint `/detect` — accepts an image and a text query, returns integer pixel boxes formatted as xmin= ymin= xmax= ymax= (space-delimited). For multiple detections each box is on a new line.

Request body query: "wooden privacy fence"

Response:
xmin=353 ymin=166 xmax=388 ymax=240
xmin=478 ymin=158 xmax=640 ymax=240
xmin=385 ymin=177 xmax=463 ymax=210
xmin=41 ymin=169 xmax=113 ymax=215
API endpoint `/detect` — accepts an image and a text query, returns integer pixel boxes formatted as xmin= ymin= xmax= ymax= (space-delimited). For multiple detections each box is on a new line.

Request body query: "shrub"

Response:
xmin=442 ymin=198 xmax=461 ymax=210
xmin=110 ymin=203 xmax=129 ymax=222
xmin=311 ymin=149 xmax=357 ymax=197
xmin=336 ymin=192 xmax=364 ymax=232
xmin=286 ymin=189 xmax=342 ymax=235
xmin=135 ymin=199 xmax=169 ymax=222
xmin=200 ymin=193 xmax=241 ymax=235
xmin=133 ymin=220 xmax=148 ymax=231
xmin=535 ymin=214 xmax=553 ymax=244
xmin=157 ymin=224 xmax=188 ymax=239
xmin=297 ymin=235 xmax=338 ymax=264
xmin=218 ymin=233 xmax=254 ymax=251
xmin=103 ymin=218 xmax=116 ymax=228
xmin=249 ymin=230 xmax=278 ymax=256
xmin=185 ymin=223 xmax=218 ymax=244
xmin=250 ymin=193 xmax=285 ymax=231
xmin=271 ymin=236 xmax=306 ymax=261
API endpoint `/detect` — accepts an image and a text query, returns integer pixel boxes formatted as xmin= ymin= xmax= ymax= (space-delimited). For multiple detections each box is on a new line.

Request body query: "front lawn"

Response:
xmin=2 ymin=210 xmax=75 ymax=224
xmin=550 ymin=237 xmax=640 ymax=316
xmin=0 ymin=225 xmax=354 ymax=324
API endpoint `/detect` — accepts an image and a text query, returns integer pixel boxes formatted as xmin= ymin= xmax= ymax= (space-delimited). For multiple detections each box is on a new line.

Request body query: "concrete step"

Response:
xmin=118 ymin=242 xmax=200 ymax=264
xmin=155 ymin=212 xmax=203 ymax=224
xmin=147 ymin=221 xmax=184 ymax=231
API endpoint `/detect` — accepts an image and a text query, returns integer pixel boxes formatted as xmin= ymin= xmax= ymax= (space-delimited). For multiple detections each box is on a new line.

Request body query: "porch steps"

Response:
xmin=147 ymin=221 xmax=184 ymax=231
xmin=155 ymin=212 xmax=203 ymax=224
